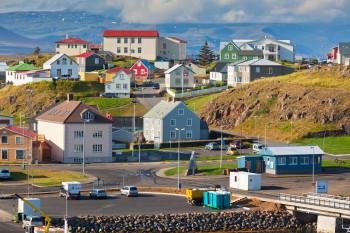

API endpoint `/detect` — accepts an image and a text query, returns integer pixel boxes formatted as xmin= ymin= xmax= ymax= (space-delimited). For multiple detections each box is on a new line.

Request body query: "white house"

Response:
xmin=36 ymin=96 xmax=113 ymax=163
xmin=6 ymin=62 xmax=51 ymax=86
xmin=43 ymin=53 xmax=79 ymax=79
xmin=165 ymin=64 xmax=195 ymax=89
xmin=209 ymin=62 xmax=228 ymax=82
xmin=157 ymin=36 xmax=187 ymax=61
xmin=104 ymin=67 xmax=132 ymax=98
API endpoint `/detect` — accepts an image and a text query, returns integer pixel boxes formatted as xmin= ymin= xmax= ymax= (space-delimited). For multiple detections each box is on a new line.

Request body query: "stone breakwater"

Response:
xmin=53 ymin=211 xmax=316 ymax=233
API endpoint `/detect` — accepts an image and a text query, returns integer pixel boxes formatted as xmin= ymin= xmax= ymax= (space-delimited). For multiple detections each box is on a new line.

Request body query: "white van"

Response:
xmin=252 ymin=143 xmax=264 ymax=154
xmin=60 ymin=181 xmax=81 ymax=199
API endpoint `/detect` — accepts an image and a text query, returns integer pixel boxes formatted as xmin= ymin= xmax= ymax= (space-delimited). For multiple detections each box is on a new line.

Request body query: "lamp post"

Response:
xmin=311 ymin=146 xmax=315 ymax=185
xmin=175 ymin=128 xmax=185 ymax=189
xmin=220 ymin=110 xmax=223 ymax=169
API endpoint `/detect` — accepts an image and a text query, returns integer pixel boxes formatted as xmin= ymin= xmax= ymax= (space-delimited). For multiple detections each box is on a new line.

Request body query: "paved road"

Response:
xmin=135 ymin=87 xmax=163 ymax=109
xmin=0 ymin=222 xmax=23 ymax=233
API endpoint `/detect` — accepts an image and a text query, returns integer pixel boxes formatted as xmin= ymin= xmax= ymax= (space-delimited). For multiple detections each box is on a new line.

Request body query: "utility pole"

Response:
xmin=175 ymin=128 xmax=184 ymax=189
xmin=220 ymin=110 xmax=223 ymax=169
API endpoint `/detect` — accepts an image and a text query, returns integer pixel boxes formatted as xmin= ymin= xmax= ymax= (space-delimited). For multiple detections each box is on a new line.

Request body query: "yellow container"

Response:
xmin=186 ymin=188 xmax=214 ymax=200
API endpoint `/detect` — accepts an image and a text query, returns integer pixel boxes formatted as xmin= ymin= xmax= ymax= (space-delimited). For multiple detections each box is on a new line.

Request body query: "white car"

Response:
xmin=0 ymin=169 xmax=10 ymax=179
xmin=252 ymin=143 xmax=264 ymax=153
xmin=120 ymin=186 xmax=138 ymax=197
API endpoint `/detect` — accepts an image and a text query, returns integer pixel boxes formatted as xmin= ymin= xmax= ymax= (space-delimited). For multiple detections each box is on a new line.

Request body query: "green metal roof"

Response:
xmin=7 ymin=63 xmax=39 ymax=71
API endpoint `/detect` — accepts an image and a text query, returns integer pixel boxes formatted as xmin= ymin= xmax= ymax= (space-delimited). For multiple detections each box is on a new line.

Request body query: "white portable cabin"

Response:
xmin=230 ymin=171 xmax=261 ymax=191
xmin=62 ymin=181 xmax=81 ymax=194
xmin=18 ymin=198 xmax=41 ymax=217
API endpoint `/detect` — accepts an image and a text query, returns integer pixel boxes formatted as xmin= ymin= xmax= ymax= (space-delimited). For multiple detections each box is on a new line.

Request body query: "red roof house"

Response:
xmin=129 ymin=59 xmax=156 ymax=79
xmin=103 ymin=30 xmax=159 ymax=37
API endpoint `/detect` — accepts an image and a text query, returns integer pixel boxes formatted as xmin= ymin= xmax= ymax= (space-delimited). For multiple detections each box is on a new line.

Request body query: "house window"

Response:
xmin=170 ymin=119 xmax=176 ymax=126
xmin=123 ymin=83 xmax=128 ymax=89
xmin=57 ymin=60 xmax=60 ymax=65
xmin=186 ymin=130 xmax=192 ymax=139
xmin=74 ymin=131 xmax=84 ymax=138
xmin=138 ymin=47 xmax=142 ymax=53
xmin=93 ymin=144 xmax=103 ymax=152
xmin=107 ymin=84 xmax=111 ymax=90
xmin=277 ymin=157 xmax=286 ymax=165
xmin=93 ymin=131 xmax=102 ymax=138
xmin=178 ymin=108 xmax=184 ymax=115
xmin=131 ymin=38 xmax=135 ymax=43
xmin=243 ymin=56 xmax=248 ymax=60
xmin=186 ymin=118 xmax=192 ymax=126
xmin=124 ymin=38 xmax=128 ymax=43
xmin=170 ymin=131 xmax=176 ymax=139
xmin=74 ymin=144 xmax=83 ymax=153
xmin=300 ymin=156 xmax=309 ymax=165
xmin=224 ymin=53 xmax=229 ymax=59
xmin=62 ymin=58 xmax=67 ymax=65
xmin=16 ymin=150 xmax=24 ymax=160
xmin=175 ymin=78 xmax=181 ymax=85
xmin=94 ymin=58 xmax=99 ymax=65
xmin=228 ymin=45 xmax=233 ymax=51
xmin=82 ymin=111 xmax=94 ymax=121
xmin=68 ymin=44 xmax=71 ymax=48
xmin=57 ymin=69 xmax=62 ymax=76
xmin=1 ymin=135 xmax=8 ymax=144
xmin=116 ymin=84 xmax=121 ymax=89
xmin=83 ymin=44 xmax=87 ymax=48
xmin=130 ymin=49 xmax=135 ymax=54
xmin=1 ymin=149 xmax=8 ymax=160
xmin=56 ymin=44 xmax=60 ymax=48
xmin=117 ymin=47 xmax=121 ymax=53
xmin=268 ymin=67 xmax=273 ymax=74
xmin=120 ymin=74 xmax=124 ymax=80
xmin=256 ymin=67 xmax=261 ymax=73
xmin=15 ymin=136 xmax=22 ymax=144
xmin=75 ymin=44 xmax=77 ymax=48
xmin=68 ymin=69 xmax=72 ymax=76
xmin=138 ymin=38 xmax=142 ymax=43
xmin=234 ymin=176 xmax=237 ymax=182
xmin=184 ymin=79 xmax=189 ymax=85
xmin=288 ymin=157 xmax=298 ymax=165
xmin=124 ymin=47 xmax=128 ymax=53
xmin=117 ymin=38 xmax=121 ymax=43
xmin=141 ymin=69 xmax=145 ymax=74
xmin=232 ymin=53 xmax=237 ymax=59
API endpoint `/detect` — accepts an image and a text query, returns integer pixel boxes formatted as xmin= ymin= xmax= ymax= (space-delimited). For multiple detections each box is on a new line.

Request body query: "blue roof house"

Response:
xmin=259 ymin=146 xmax=324 ymax=175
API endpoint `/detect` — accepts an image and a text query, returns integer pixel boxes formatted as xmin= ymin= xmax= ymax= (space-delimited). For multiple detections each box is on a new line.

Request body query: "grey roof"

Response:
xmin=143 ymin=100 xmax=183 ymax=119
xmin=164 ymin=64 xmax=194 ymax=74
xmin=211 ymin=62 xmax=228 ymax=73
xmin=260 ymin=146 xmax=324 ymax=156
xmin=238 ymin=59 xmax=281 ymax=66
xmin=339 ymin=42 xmax=350 ymax=55
xmin=43 ymin=53 xmax=77 ymax=66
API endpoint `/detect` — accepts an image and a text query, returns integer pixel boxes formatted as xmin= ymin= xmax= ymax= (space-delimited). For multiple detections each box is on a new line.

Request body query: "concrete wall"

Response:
xmin=103 ymin=37 xmax=157 ymax=60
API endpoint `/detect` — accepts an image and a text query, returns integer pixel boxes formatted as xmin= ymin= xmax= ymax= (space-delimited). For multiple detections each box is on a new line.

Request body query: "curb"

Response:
xmin=156 ymin=167 xmax=228 ymax=180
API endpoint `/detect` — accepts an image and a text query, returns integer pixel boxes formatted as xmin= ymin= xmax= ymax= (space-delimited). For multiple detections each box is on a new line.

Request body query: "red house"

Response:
xmin=129 ymin=59 xmax=156 ymax=79
xmin=327 ymin=47 xmax=338 ymax=63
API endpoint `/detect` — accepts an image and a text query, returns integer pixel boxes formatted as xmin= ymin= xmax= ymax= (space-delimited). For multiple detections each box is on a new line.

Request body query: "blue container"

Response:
xmin=204 ymin=191 xmax=230 ymax=209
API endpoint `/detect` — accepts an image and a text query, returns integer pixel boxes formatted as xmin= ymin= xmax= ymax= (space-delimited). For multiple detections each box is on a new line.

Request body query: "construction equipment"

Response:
xmin=15 ymin=194 xmax=51 ymax=233
xmin=185 ymin=188 xmax=214 ymax=206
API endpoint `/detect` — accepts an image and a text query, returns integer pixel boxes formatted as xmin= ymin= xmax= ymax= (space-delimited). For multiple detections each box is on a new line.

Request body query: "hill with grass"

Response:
xmin=0 ymin=81 xmax=104 ymax=124
xmin=189 ymin=65 xmax=350 ymax=143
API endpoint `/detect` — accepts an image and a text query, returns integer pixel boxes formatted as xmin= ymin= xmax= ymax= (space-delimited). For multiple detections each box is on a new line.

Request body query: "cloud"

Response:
xmin=0 ymin=0 xmax=349 ymax=23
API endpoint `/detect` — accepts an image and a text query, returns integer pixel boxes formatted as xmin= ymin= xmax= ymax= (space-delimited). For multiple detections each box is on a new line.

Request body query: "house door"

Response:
xmin=256 ymin=160 xmax=262 ymax=173
xmin=246 ymin=161 xmax=251 ymax=172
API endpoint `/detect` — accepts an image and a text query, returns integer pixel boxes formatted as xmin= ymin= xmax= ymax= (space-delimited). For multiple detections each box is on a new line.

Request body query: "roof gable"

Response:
xmin=131 ymin=59 xmax=155 ymax=71
xmin=43 ymin=54 xmax=77 ymax=66
xmin=3 ymin=125 xmax=37 ymax=139
xmin=164 ymin=64 xmax=194 ymax=74
xmin=222 ymin=42 xmax=240 ymax=52
xmin=211 ymin=62 xmax=228 ymax=73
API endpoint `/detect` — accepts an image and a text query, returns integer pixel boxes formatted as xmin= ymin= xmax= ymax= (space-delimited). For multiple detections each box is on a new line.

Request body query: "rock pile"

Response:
xmin=53 ymin=211 xmax=316 ymax=233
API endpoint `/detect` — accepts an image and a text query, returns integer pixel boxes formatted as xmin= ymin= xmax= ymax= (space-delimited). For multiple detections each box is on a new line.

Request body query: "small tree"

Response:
xmin=198 ymin=41 xmax=215 ymax=66
xmin=33 ymin=46 xmax=41 ymax=55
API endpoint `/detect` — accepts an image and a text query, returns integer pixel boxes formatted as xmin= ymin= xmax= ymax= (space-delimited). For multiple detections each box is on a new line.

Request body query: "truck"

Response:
xmin=59 ymin=181 xmax=81 ymax=199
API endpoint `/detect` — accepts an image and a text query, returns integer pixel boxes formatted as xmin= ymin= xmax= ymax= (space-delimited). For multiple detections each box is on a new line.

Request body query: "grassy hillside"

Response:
xmin=0 ymin=81 xmax=104 ymax=124
xmin=191 ymin=65 xmax=350 ymax=143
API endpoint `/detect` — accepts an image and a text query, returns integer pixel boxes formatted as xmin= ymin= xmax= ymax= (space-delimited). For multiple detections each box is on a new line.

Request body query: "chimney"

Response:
xmin=65 ymin=34 xmax=69 ymax=39
xmin=67 ymin=93 xmax=74 ymax=102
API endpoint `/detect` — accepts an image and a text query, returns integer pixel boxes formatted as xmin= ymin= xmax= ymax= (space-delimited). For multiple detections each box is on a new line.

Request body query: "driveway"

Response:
xmin=134 ymin=87 xmax=164 ymax=110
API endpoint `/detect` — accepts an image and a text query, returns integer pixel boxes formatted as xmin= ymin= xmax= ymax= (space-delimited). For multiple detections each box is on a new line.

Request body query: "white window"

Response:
xmin=1 ymin=135 xmax=8 ymax=144
xmin=170 ymin=131 xmax=176 ymax=139
xmin=178 ymin=108 xmax=184 ymax=115
xmin=133 ymin=69 xmax=138 ymax=74
xmin=138 ymin=38 xmax=142 ymax=43
xmin=186 ymin=130 xmax=192 ymax=139
xmin=16 ymin=150 xmax=24 ymax=160
xmin=289 ymin=157 xmax=298 ymax=165
xmin=228 ymin=45 xmax=233 ymax=51
xmin=123 ymin=83 xmax=128 ymax=89
xmin=93 ymin=144 xmax=103 ymax=152
xmin=131 ymin=38 xmax=135 ymax=44
xmin=116 ymin=84 xmax=121 ymax=89
xmin=74 ymin=144 xmax=83 ymax=153
xmin=170 ymin=119 xmax=176 ymax=126
xmin=1 ymin=149 xmax=8 ymax=160
xmin=92 ymin=131 xmax=102 ymax=138
xmin=186 ymin=118 xmax=192 ymax=126
xmin=232 ymin=53 xmax=237 ymax=59
xmin=277 ymin=157 xmax=286 ymax=165
xmin=83 ymin=111 xmax=94 ymax=121
xmin=268 ymin=67 xmax=273 ymax=74
xmin=94 ymin=58 xmax=99 ymax=65
xmin=117 ymin=47 xmax=121 ymax=53
xmin=138 ymin=47 xmax=142 ymax=53
xmin=74 ymin=131 xmax=84 ymax=138
xmin=300 ymin=156 xmax=309 ymax=165
xmin=120 ymin=74 xmax=124 ymax=80
xmin=117 ymin=38 xmax=121 ymax=44
xmin=124 ymin=47 xmax=128 ymax=53
xmin=224 ymin=53 xmax=229 ymax=59
xmin=62 ymin=58 xmax=67 ymax=65
xmin=124 ymin=38 xmax=128 ymax=43
xmin=243 ymin=56 xmax=248 ymax=60
xmin=15 ymin=136 xmax=22 ymax=144
xmin=256 ymin=67 xmax=261 ymax=73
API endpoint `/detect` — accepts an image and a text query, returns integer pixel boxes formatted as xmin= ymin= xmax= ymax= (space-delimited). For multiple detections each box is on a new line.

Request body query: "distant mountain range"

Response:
xmin=0 ymin=10 xmax=349 ymax=57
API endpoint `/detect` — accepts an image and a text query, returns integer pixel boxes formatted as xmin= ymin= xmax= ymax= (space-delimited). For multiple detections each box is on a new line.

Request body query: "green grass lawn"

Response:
xmin=295 ymin=136 xmax=350 ymax=154
xmin=164 ymin=163 xmax=237 ymax=176
xmin=322 ymin=159 xmax=350 ymax=168
xmin=81 ymin=97 xmax=132 ymax=110
xmin=7 ymin=168 xmax=92 ymax=187
xmin=185 ymin=92 xmax=221 ymax=113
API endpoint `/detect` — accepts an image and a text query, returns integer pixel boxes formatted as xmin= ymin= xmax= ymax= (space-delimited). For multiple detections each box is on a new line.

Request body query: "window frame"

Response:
xmin=16 ymin=149 xmax=25 ymax=160
xmin=1 ymin=149 xmax=8 ymax=160
xmin=170 ymin=119 xmax=176 ymax=127
xmin=15 ymin=136 xmax=22 ymax=144
xmin=289 ymin=156 xmax=298 ymax=165
xmin=178 ymin=108 xmax=184 ymax=115
xmin=186 ymin=118 xmax=192 ymax=126
xmin=1 ymin=135 xmax=8 ymax=144
xmin=185 ymin=130 xmax=192 ymax=139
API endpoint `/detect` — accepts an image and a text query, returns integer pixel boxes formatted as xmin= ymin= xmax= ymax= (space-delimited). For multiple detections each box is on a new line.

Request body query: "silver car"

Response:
xmin=120 ymin=186 xmax=138 ymax=197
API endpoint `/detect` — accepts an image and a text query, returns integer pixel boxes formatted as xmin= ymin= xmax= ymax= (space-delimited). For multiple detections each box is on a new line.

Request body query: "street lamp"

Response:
xmin=175 ymin=128 xmax=185 ymax=189
xmin=219 ymin=110 xmax=223 ymax=169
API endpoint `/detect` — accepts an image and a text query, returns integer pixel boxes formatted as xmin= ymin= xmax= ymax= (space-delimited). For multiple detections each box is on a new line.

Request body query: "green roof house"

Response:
xmin=6 ymin=62 xmax=50 ymax=86
xmin=219 ymin=41 xmax=263 ymax=63
xmin=7 ymin=62 xmax=39 ymax=71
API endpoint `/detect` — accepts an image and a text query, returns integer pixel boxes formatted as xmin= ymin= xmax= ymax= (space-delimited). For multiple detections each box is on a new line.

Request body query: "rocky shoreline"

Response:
xmin=53 ymin=211 xmax=316 ymax=233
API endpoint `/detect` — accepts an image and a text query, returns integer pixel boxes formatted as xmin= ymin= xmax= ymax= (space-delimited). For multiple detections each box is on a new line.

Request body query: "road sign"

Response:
xmin=316 ymin=180 xmax=328 ymax=193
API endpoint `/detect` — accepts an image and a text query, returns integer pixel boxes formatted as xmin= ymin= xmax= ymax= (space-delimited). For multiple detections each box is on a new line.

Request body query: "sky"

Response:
xmin=0 ymin=0 xmax=349 ymax=24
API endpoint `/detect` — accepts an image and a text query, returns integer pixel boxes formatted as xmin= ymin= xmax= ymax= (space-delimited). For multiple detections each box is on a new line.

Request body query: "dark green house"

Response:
xmin=220 ymin=41 xmax=263 ymax=63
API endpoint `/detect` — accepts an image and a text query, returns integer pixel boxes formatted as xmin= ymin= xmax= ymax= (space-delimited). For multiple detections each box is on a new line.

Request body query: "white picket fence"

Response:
xmin=166 ymin=86 xmax=227 ymax=98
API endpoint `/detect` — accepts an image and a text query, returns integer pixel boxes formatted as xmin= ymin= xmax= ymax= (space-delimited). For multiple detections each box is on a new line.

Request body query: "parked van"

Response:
xmin=60 ymin=181 xmax=81 ymax=199
xmin=252 ymin=143 xmax=264 ymax=154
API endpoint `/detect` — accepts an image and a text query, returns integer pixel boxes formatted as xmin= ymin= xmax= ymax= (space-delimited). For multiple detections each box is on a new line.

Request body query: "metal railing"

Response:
xmin=279 ymin=193 xmax=350 ymax=210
